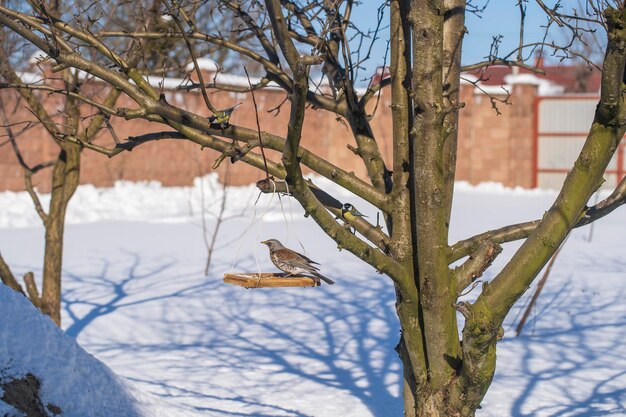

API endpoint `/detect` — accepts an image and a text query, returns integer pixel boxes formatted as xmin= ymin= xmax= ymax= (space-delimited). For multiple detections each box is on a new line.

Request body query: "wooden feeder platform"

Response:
xmin=223 ymin=273 xmax=319 ymax=288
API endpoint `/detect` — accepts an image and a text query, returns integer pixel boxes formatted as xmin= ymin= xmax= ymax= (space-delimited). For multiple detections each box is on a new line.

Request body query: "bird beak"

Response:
xmin=260 ymin=240 xmax=268 ymax=245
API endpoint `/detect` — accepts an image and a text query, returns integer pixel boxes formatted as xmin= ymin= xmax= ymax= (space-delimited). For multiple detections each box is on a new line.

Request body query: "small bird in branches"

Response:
xmin=341 ymin=203 xmax=367 ymax=222
xmin=208 ymin=102 xmax=242 ymax=128
xmin=261 ymin=239 xmax=335 ymax=285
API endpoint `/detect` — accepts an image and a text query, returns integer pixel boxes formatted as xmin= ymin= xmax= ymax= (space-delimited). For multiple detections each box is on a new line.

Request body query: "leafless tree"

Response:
xmin=0 ymin=0 xmax=137 ymax=326
xmin=1 ymin=0 xmax=626 ymax=415
xmin=0 ymin=0 xmax=253 ymax=326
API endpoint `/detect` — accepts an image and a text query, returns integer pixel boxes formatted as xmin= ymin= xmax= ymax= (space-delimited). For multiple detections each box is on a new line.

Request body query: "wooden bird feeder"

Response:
xmin=223 ymin=273 xmax=319 ymax=288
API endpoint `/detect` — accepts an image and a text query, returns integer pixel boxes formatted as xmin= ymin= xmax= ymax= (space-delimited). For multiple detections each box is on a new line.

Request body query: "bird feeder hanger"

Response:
xmin=223 ymin=177 xmax=324 ymax=289
xmin=218 ymin=85 xmax=330 ymax=289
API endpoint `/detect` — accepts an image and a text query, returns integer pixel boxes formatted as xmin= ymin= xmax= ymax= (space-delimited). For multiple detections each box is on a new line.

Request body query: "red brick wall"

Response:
xmin=0 ymin=78 xmax=537 ymax=192
xmin=456 ymin=83 xmax=537 ymax=188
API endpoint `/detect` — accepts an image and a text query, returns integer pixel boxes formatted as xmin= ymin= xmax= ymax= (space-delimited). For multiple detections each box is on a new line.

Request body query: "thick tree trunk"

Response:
xmin=395 ymin=292 xmax=424 ymax=417
xmin=40 ymin=146 xmax=80 ymax=326
xmin=400 ymin=372 xmax=485 ymax=417
xmin=40 ymin=220 xmax=64 ymax=325
xmin=399 ymin=363 xmax=484 ymax=417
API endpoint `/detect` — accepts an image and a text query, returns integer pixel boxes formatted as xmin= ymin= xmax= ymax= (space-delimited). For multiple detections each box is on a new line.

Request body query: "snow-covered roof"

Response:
xmin=462 ymin=72 xmax=565 ymax=97
xmin=474 ymin=84 xmax=511 ymax=96
xmin=185 ymin=58 xmax=220 ymax=73
xmin=504 ymin=73 xmax=565 ymax=96
xmin=201 ymin=72 xmax=280 ymax=89
xmin=460 ymin=74 xmax=480 ymax=85
xmin=144 ymin=75 xmax=193 ymax=90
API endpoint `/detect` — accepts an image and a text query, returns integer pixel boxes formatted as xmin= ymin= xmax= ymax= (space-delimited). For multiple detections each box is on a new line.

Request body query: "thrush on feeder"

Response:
xmin=208 ymin=102 xmax=242 ymax=128
xmin=261 ymin=239 xmax=335 ymax=285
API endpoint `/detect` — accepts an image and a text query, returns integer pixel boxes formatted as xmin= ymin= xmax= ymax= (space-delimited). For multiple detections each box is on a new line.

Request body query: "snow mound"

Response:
xmin=0 ymin=285 xmax=199 ymax=417
xmin=0 ymin=174 xmax=258 ymax=228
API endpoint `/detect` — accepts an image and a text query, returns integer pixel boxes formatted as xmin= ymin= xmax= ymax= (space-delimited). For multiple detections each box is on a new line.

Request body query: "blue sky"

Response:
xmin=349 ymin=1 xmax=601 ymax=80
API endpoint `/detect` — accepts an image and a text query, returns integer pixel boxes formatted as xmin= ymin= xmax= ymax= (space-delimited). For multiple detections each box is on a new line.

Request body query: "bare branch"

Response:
xmin=0 ymin=97 xmax=49 ymax=224
xmin=256 ymin=177 xmax=392 ymax=252
xmin=476 ymin=6 xmax=626 ymax=321
xmin=461 ymin=59 xmax=545 ymax=74
xmin=163 ymin=0 xmax=216 ymax=113
xmin=0 ymin=83 xmax=119 ymax=116
xmin=535 ymin=0 xmax=566 ymax=27
xmin=450 ymin=172 xmax=626 ymax=264
xmin=244 ymin=68 xmax=270 ymax=180
xmin=178 ymin=77 xmax=271 ymax=93
xmin=454 ymin=240 xmax=502 ymax=296
xmin=280 ymin=60 xmax=404 ymax=284
xmin=265 ymin=0 xmax=309 ymax=69
xmin=0 ymin=252 xmax=25 ymax=295
xmin=23 ymin=272 xmax=41 ymax=309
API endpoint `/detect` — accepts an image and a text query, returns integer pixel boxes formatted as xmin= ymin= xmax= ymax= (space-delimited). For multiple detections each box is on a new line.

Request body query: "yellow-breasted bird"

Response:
xmin=208 ymin=102 xmax=242 ymax=128
xmin=341 ymin=203 xmax=367 ymax=222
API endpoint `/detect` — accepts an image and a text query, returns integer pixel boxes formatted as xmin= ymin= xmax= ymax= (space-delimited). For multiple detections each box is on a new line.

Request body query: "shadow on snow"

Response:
xmin=57 ymin=249 xmax=626 ymax=417
xmin=499 ymin=256 xmax=626 ymax=417
xmin=60 ymin=253 xmax=402 ymax=417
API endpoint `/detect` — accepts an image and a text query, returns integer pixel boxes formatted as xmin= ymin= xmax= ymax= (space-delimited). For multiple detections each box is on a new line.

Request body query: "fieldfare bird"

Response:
xmin=208 ymin=102 xmax=242 ymax=128
xmin=341 ymin=203 xmax=367 ymax=222
xmin=261 ymin=239 xmax=335 ymax=285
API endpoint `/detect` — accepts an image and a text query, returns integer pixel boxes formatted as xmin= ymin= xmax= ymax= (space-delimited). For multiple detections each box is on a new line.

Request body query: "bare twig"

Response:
xmin=162 ymin=0 xmax=216 ymax=113
xmin=244 ymin=67 xmax=270 ymax=180
xmin=23 ymin=272 xmax=41 ymax=309
xmin=515 ymin=234 xmax=570 ymax=336
xmin=0 ymin=252 xmax=25 ymax=295
xmin=204 ymin=165 xmax=230 ymax=276
xmin=455 ymin=240 xmax=503 ymax=296
xmin=535 ymin=0 xmax=566 ymax=27
xmin=450 ymin=173 xmax=626 ymax=263
xmin=0 ymin=97 xmax=49 ymax=223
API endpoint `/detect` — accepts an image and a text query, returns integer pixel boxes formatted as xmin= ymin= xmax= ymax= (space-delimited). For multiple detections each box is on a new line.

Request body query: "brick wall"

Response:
xmin=0 ymin=75 xmax=538 ymax=192
xmin=456 ymin=82 xmax=537 ymax=188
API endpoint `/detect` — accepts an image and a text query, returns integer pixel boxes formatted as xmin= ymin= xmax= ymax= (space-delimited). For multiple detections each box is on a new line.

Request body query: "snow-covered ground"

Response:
xmin=1 ymin=176 xmax=625 ymax=417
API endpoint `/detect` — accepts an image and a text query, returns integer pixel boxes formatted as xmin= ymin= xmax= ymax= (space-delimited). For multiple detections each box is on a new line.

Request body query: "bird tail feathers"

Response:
xmin=313 ymin=272 xmax=335 ymax=285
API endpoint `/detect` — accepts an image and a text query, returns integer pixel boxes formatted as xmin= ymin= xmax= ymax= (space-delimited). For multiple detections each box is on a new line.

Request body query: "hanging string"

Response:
xmin=275 ymin=179 xmax=291 ymax=243
xmin=229 ymin=179 xmax=277 ymax=274
xmin=276 ymin=180 xmax=307 ymax=255
xmin=230 ymin=177 xmax=310 ymax=276
xmin=253 ymin=179 xmax=278 ymax=273
xmin=244 ymin=67 xmax=271 ymax=181
xmin=228 ymin=69 xmax=273 ymax=276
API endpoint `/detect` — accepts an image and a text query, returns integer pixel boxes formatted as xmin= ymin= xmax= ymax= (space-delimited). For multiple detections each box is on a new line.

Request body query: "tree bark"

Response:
xmin=410 ymin=0 xmax=460 ymax=388
xmin=40 ymin=146 xmax=80 ymax=326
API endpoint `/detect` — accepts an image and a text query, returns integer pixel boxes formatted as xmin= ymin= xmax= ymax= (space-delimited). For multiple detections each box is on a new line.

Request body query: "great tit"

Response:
xmin=341 ymin=203 xmax=367 ymax=222
xmin=208 ymin=102 xmax=242 ymax=128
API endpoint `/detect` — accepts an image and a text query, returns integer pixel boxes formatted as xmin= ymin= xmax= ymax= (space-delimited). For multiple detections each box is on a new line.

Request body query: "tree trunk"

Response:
xmin=40 ymin=146 xmax=80 ymax=326
xmin=395 ymin=295 xmax=423 ymax=417
xmin=40 ymin=221 xmax=63 ymax=325
xmin=398 ymin=368 xmax=485 ymax=417
xmin=396 ymin=280 xmax=489 ymax=417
